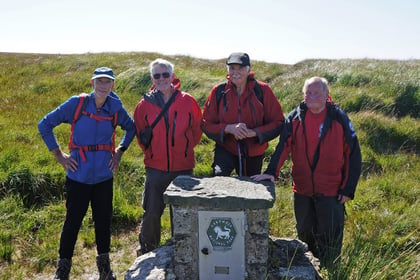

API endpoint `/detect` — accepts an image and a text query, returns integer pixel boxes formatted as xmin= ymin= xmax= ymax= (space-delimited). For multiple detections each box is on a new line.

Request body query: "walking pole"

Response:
xmin=237 ymin=142 xmax=243 ymax=176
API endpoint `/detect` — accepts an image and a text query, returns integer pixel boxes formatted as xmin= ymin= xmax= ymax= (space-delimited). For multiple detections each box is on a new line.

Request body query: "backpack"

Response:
xmin=68 ymin=94 xmax=118 ymax=162
xmin=215 ymin=80 xmax=264 ymax=113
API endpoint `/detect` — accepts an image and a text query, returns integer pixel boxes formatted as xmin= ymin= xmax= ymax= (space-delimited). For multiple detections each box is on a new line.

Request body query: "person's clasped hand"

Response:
xmin=226 ymin=123 xmax=256 ymax=140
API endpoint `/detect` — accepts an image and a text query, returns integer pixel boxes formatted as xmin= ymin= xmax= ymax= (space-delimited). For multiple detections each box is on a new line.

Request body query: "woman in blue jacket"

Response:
xmin=38 ymin=67 xmax=136 ymax=280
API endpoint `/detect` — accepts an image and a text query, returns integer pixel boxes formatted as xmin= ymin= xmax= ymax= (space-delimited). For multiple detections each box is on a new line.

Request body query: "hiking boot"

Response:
xmin=96 ymin=253 xmax=116 ymax=280
xmin=136 ymin=244 xmax=154 ymax=257
xmin=136 ymin=245 xmax=143 ymax=257
xmin=136 ymin=239 xmax=156 ymax=257
xmin=53 ymin=258 xmax=71 ymax=280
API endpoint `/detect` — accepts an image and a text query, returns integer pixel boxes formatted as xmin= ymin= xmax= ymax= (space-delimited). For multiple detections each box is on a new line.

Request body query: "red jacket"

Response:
xmin=265 ymin=102 xmax=362 ymax=198
xmin=201 ymin=73 xmax=284 ymax=156
xmin=133 ymin=78 xmax=202 ymax=172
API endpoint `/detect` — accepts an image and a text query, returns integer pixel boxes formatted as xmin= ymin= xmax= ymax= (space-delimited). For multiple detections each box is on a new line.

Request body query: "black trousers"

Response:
xmin=294 ymin=192 xmax=345 ymax=265
xmin=212 ymin=144 xmax=263 ymax=176
xmin=59 ymin=177 xmax=113 ymax=259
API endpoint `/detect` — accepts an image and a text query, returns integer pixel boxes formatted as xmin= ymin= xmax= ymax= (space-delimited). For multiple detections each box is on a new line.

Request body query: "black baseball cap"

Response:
xmin=226 ymin=52 xmax=250 ymax=66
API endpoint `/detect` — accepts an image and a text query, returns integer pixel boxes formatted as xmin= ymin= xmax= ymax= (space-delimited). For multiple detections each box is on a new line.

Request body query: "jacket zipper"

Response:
xmin=94 ymin=107 xmax=101 ymax=180
xmin=184 ymin=113 xmax=191 ymax=157
xmin=165 ymin=114 xmax=170 ymax=171
xmin=172 ymin=112 xmax=177 ymax=147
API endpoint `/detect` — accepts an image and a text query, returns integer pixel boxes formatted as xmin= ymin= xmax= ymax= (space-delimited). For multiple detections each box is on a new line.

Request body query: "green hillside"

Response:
xmin=0 ymin=52 xmax=419 ymax=279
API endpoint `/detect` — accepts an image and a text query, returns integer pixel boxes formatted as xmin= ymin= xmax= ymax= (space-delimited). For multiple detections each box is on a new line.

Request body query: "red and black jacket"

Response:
xmin=265 ymin=102 xmax=362 ymax=199
xmin=133 ymin=78 xmax=202 ymax=172
xmin=201 ymin=73 xmax=284 ymax=157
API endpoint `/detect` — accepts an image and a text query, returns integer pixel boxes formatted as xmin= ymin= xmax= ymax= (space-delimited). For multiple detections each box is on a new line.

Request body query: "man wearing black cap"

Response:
xmin=201 ymin=52 xmax=284 ymax=176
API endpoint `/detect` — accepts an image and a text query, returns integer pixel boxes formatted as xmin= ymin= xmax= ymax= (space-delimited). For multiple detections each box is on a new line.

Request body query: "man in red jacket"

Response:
xmin=133 ymin=58 xmax=203 ymax=255
xmin=252 ymin=76 xmax=362 ymax=268
xmin=201 ymin=52 xmax=284 ymax=176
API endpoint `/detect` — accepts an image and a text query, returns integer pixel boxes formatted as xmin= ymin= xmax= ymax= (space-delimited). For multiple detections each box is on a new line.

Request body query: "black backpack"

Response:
xmin=215 ymin=81 xmax=264 ymax=113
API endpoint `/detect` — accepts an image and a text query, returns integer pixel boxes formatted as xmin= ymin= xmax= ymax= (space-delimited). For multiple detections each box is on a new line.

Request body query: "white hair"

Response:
xmin=149 ymin=58 xmax=174 ymax=75
xmin=302 ymin=76 xmax=330 ymax=94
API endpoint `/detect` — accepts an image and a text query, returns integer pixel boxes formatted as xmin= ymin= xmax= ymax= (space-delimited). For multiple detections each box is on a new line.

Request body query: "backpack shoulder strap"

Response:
xmin=215 ymin=82 xmax=227 ymax=113
xmin=73 ymin=94 xmax=89 ymax=124
xmin=253 ymin=81 xmax=264 ymax=105
xmin=111 ymin=111 xmax=118 ymax=153
xmin=150 ymin=90 xmax=178 ymax=129
xmin=215 ymin=80 xmax=264 ymax=112
xmin=329 ymin=103 xmax=356 ymax=144
xmin=68 ymin=94 xmax=89 ymax=150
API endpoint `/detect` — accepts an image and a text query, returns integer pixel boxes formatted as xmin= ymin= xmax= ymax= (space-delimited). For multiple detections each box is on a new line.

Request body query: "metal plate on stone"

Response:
xmin=199 ymin=210 xmax=246 ymax=280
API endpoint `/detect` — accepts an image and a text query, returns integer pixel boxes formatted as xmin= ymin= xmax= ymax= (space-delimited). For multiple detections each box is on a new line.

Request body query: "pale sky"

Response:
xmin=1 ymin=0 xmax=419 ymax=64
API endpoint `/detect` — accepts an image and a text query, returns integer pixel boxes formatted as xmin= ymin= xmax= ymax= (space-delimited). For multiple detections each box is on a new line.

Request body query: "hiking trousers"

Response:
xmin=212 ymin=144 xmax=263 ymax=176
xmin=138 ymin=168 xmax=192 ymax=254
xmin=59 ymin=177 xmax=113 ymax=259
xmin=293 ymin=192 xmax=345 ymax=265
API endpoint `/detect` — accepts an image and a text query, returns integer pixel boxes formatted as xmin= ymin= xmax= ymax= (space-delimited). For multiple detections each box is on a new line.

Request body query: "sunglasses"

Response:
xmin=152 ymin=72 xmax=171 ymax=79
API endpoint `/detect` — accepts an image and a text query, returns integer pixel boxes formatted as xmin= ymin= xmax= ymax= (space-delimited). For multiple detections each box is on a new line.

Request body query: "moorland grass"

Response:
xmin=0 ymin=52 xmax=418 ymax=279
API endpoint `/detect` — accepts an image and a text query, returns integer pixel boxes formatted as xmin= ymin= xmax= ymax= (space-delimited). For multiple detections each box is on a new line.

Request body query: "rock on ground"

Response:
xmin=125 ymin=237 xmax=322 ymax=280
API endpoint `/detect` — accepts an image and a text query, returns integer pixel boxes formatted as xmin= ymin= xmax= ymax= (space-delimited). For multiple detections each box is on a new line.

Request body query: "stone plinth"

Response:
xmin=163 ymin=176 xmax=275 ymax=280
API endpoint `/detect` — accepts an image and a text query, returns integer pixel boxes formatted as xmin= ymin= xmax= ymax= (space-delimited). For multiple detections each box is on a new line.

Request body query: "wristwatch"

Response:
xmin=118 ymin=145 xmax=127 ymax=152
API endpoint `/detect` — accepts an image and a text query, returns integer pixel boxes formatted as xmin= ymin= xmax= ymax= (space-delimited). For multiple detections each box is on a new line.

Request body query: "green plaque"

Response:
xmin=206 ymin=217 xmax=237 ymax=251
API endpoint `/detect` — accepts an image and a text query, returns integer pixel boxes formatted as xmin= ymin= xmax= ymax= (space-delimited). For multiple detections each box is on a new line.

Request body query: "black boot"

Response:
xmin=96 ymin=253 xmax=116 ymax=280
xmin=53 ymin=258 xmax=71 ymax=280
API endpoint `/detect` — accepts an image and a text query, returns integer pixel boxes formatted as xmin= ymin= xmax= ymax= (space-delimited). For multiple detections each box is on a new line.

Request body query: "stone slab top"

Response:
xmin=163 ymin=176 xmax=275 ymax=209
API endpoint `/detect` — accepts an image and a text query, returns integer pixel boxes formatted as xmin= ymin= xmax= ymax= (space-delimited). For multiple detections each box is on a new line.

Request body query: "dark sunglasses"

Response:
xmin=153 ymin=72 xmax=170 ymax=79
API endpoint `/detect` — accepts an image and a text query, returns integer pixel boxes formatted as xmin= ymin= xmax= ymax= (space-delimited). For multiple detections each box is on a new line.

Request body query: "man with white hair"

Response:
xmin=252 ymin=76 xmax=362 ymax=268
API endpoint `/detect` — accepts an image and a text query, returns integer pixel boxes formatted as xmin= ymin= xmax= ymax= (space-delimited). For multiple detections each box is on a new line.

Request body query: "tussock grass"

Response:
xmin=0 ymin=52 xmax=419 ymax=279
